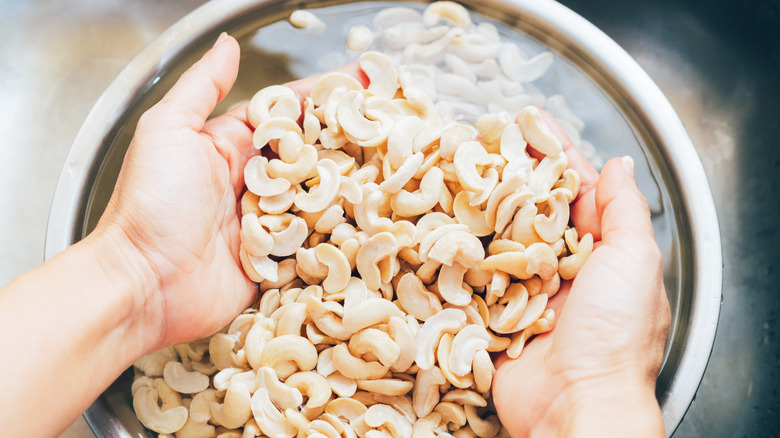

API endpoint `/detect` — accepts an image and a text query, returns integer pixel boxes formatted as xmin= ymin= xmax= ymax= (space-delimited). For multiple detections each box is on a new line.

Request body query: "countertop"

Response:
xmin=0 ymin=0 xmax=778 ymax=437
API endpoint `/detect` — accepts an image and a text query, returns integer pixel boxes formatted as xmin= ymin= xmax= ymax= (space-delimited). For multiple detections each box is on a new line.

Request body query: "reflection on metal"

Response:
xmin=41 ymin=0 xmax=725 ymax=437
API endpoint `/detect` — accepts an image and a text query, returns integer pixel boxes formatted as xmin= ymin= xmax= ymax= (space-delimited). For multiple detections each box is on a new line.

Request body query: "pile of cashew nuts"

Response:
xmin=130 ymin=2 xmax=594 ymax=437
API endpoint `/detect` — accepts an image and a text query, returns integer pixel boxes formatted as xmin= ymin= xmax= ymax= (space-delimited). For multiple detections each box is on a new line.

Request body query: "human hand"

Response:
xmin=492 ymin=113 xmax=671 ymax=437
xmin=93 ymin=34 xmax=259 ymax=351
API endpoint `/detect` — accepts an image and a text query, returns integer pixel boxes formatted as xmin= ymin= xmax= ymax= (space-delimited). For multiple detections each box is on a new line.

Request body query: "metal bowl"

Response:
xmin=45 ymin=0 xmax=722 ymax=436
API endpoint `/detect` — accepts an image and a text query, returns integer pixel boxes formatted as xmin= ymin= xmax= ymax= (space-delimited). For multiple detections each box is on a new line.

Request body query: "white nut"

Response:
xmin=415 ymin=308 xmax=467 ymax=370
xmin=332 ymin=343 xmax=389 ymax=380
xmin=210 ymin=382 xmax=252 ymax=429
xmin=247 ymin=85 xmax=299 ymax=128
xmin=448 ymin=325 xmax=490 ymax=377
xmin=163 ymin=361 xmax=209 ymax=394
xmin=360 ymin=51 xmax=400 ymax=99
xmin=422 ymin=1 xmax=472 ymax=27
xmin=315 ymin=243 xmax=352 ymax=293
xmin=364 ymin=404 xmax=413 ymax=438
xmin=295 ymin=159 xmax=341 ymax=213
xmin=133 ymin=386 xmax=188 ymax=434
xmin=244 ymin=155 xmax=292 ymax=197
xmin=348 ymin=24 xmax=375 ymax=52
xmin=390 ymin=166 xmax=444 ymax=217
xmin=289 ymin=9 xmax=326 ymax=35
xmin=285 ymin=371 xmax=333 ymax=409
xmin=396 ymin=273 xmax=443 ymax=321
xmin=453 ymin=141 xmax=491 ymax=192
xmin=250 ymin=388 xmax=297 ymax=437
xmin=269 ymin=216 xmax=309 ymax=257
xmin=258 ymin=334 xmax=318 ymax=375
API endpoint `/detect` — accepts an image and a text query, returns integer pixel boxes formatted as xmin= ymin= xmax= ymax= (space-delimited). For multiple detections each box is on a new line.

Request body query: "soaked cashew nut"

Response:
xmin=516 ymin=106 xmax=562 ymax=157
xmin=332 ymin=343 xmax=390 ymax=380
xmin=396 ymin=273 xmax=443 ymax=321
xmin=258 ymin=335 xmax=318 ymax=376
xmin=507 ymin=309 xmax=555 ymax=358
xmin=257 ymin=367 xmax=303 ymax=410
xmin=464 ymin=405 xmax=500 ymax=438
xmin=247 ymin=85 xmax=299 ymax=128
xmin=250 ymin=388 xmax=297 ymax=437
xmin=315 ymin=243 xmax=352 ymax=293
xmin=349 ymin=328 xmax=401 ymax=367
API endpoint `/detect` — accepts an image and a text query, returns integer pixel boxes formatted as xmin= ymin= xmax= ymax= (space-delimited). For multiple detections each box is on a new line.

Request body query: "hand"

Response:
xmin=95 ymin=33 xmax=258 ymax=350
xmin=491 ymin=113 xmax=671 ymax=437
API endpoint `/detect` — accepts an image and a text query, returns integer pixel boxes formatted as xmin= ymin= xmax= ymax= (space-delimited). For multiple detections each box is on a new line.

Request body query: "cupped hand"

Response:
xmin=492 ymin=113 xmax=671 ymax=436
xmin=95 ymin=34 xmax=259 ymax=350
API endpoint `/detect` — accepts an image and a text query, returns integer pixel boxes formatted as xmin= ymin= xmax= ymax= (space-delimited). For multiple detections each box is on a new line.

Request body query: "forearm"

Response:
xmin=0 ymin=227 xmax=156 ymax=436
xmin=533 ymin=373 xmax=665 ymax=438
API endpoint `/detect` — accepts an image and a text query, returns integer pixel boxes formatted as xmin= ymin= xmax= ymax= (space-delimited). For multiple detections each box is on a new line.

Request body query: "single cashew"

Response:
xmin=240 ymin=214 xmax=274 ymax=257
xmin=250 ymin=388 xmax=297 ymax=438
xmin=453 ymin=141 xmax=492 ymax=192
xmin=342 ymin=297 xmax=405 ymax=334
xmin=412 ymin=412 xmax=442 ymax=438
xmin=441 ymin=390 xmax=487 ymax=407
xmin=163 ymin=361 xmax=209 ymax=394
xmin=332 ymin=343 xmax=390 ymax=380
xmin=285 ymin=371 xmax=333 ymax=409
xmin=245 ymin=316 xmax=276 ymax=370
xmin=326 ymin=397 xmax=368 ymax=421
xmin=422 ymin=1 xmax=471 ymax=27
xmin=559 ymin=232 xmax=593 ymax=280
xmin=210 ymin=382 xmax=252 ymax=429
xmin=379 ymin=152 xmax=424 ymax=194
xmin=479 ymin=242 xmax=558 ymax=280
xmin=357 ymin=379 xmax=415 ymax=397
xmin=258 ymin=335 xmax=318 ymax=375
xmin=426 ymin=231 xmax=485 ymax=267
xmin=433 ymin=402 xmax=468 ymax=430
xmin=190 ymin=388 xmax=219 ymax=423
xmin=365 ymin=404 xmax=414 ymax=438
xmin=311 ymin=72 xmax=364 ymax=107
xmin=347 ymin=24 xmax=375 ymax=52
xmin=387 ymin=316 xmax=418 ymax=373
xmin=437 ymin=333 xmax=474 ymax=389
xmin=390 ymin=167 xmax=444 ymax=217
xmin=533 ymin=190 xmax=569 ymax=243
xmin=260 ymin=259 xmax=297 ymax=293
xmin=448 ymin=325 xmax=490 ymax=377
xmin=267 ymin=144 xmax=319 ymax=185
xmin=247 ymin=85 xmax=299 ymax=128
xmin=415 ymin=308 xmax=467 ymax=370
xmin=315 ymin=243 xmax=352 ymax=293
xmin=396 ymin=273 xmax=443 ymax=321
xmin=289 ymin=9 xmax=326 ymax=35
xmin=327 ymin=371 xmax=358 ymax=398
xmin=464 ymin=405 xmax=500 ymax=438
xmin=472 ymin=349 xmax=495 ymax=394
xmin=528 ymin=154 xmax=568 ymax=197
xmin=253 ymin=117 xmax=303 ymax=151
xmin=493 ymin=283 xmax=529 ymax=333
xmin=134 ymin=347 xmax=177 ymax=377
xmin=269 ymin=217 xmax=309 ymax=257
xmin=516 ymin=106 xmax=562 ymax=157
xmin=453 ymin=191 xmax=492 ymax=236
xmin=360 ymin=51 xmax=400 ymax=98
xmin=133 ymin=386 xmax=188 ymax=434
xmin=258 ymin=187 xmax=296 ymax=215
xmin=356 ymin=232 xmax=399 ymax=291
xmin=349 ymin=328 xmax=401 ymax=367
xmin=437 ymin=263 xmax=472 ymax=306
xmin=507 ymin=309 xmax=555 ymax=358
xmin=245 ymin=155 xmax=292 ymax=197
xmin=295 ymin=159 xmax=341 ymax=213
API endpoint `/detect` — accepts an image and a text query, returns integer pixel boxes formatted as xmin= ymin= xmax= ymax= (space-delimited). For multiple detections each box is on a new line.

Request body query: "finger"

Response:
xmin=285 ymin=63 xmax=369 ymax=101
xmin=201 ymin=103 xmax=254 ymax=195
xmin=595 ymin=156 xmax=655 ymax=245
xmin=143 ymin=33 xmax=240 ymax=132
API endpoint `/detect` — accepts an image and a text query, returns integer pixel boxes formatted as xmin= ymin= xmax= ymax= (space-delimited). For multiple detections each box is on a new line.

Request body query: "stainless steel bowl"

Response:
xmin=45 ymin=0 xmax=722 ymax=436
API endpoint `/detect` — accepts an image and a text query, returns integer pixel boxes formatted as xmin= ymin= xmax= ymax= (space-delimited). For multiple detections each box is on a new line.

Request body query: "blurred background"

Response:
xmin=0 ymin=0 xmax=777 ymax=437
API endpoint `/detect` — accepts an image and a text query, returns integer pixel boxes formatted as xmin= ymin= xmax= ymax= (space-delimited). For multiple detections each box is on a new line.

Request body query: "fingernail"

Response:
xmin=621 ymin=155 xmax=635 ymax=177
xmin=213 ymin=32 xmax=229 ymax=47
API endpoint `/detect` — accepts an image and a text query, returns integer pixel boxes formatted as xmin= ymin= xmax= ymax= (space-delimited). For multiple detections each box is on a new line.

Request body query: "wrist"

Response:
xmin=533 ymin=370 xmax=664 ymax=438
xmin=84 ymin=222 xmax=163 ymax=357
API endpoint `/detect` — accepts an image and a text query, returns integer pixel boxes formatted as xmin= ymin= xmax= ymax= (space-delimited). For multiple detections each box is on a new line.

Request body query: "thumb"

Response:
xmin=140 ymin=33 xmax=240 ymax=132
xmin=595 ymin=156 xmax=656 ymax=248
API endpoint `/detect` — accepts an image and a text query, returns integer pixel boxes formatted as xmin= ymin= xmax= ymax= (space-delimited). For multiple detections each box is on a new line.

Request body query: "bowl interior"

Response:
xmin=62 ymin=0 xmax=705 ymax=436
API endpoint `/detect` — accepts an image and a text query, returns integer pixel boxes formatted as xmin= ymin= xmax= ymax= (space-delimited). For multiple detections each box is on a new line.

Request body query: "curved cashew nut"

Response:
xmin=559 ymin=232 xmax=593 ymax=280
xmin=289 ymin=9 xmax=326 ymax=35
xmin=360 ymin=51 xmax=400 ymax=99
xmin=241 ymin=248 xmax=278 ymax=283
xmin=364 ymin=404 xmax=413 ymax=438
xmin=356 ymin=379 xmax=415 ymax=397
xmin=338 ymin=90 xmax=383 ymax=142
xmin=479 ymin=242 xmax=558 ymax=280
xmin=422 ymin=1 xmax=472 ymax=27
xmin=356 ymin=232 xmax=399 ymax=291
xmin=342 ymin=297 xmax=405 ymax=333
xmin=189 ymin=388 xmax=218 ymax=423
xmin=306 ymin=297 xmax=353 ymax=341
xmin=273 ymin=302 xmax=308 ymax=337
xmin=245 ymin=315 xmax=276 ymax=369
xmin=387 ymin=316 xmax=417 ymax=373
xmin=258 ymin=334 xmax=318 ymax=375
xmin=294 ymin=159 xmax=341 ymax=213
xmin=269 ymin=216 xmax=309 ymax=257
xmin=528 ymin=154 xmax=568 ymax=197
xmin=494 ymin=293 xmax=549 ymax=336
xmin=250 ymin=388 xmax=297 ymax=437
xmin=307 ymin=419 xmax=342 ymax=438
xmin=441 ymin=390 xmax=487 ymax=407
xmin=553 ymin=168 xmax=581 ymax=202
xmin=415 ymin=308 xmax=467 ymax=370
xmin=499 ymin=122 xmax=529 ymax=162
xmin=484 ymin=175 xmax=525 ymax=230
xmin=396 ymin=273 xmax=443 ymax=321
xmin=453 ymin=191 xmax=492 ymax=237
xmin=448 ymin=325 xmax=491 ymax=377
xmin=412 ymin=412 xmax=442 ymax=438
xmin=133 ymin=386 xmax=188 ymax=434
xmin=210 ymin=382 xmax=252 ymax=429
xmin=240 ymin=214 xmax=274 ymax=257
xmin=349 ymin=328 xmax=401 ymax=367
xmin=387 ymin=116 xmax=426 ymax=169
xmin=533 ymin=190 xmax=569 ymax=243
xmin=454 ymin=141 xmax=492 ymax=192
xmin=472 ymin=349 xmax=495 ymax=394
xmin=245 ymin=155 xmax=292 ymax=197
xmin=379 ymin=152 xmax=424 ymax=194
xmin=312 ymin=243 xmax=352 ymax=293
xmin=285 ymin=371 xmax=333 ymax=409
xmin=464 ymin=405 xmax=501 ymax=438
xmin=437 ymin=333 xmax=474 ymax=388
xmin=426 ymin=230 xmax=484 ymax=267
xmin=327 ymin=371 xmax=358 ymax=398
xmin=209 ymin=333 xmax=245 ymax=370
xmin=494 ymin=283 xmax=529 ymax=333
xmin=253 ymin=117 xmax=302 ymax=151
xmin=258 ymin=187 xmax=296 ymax=215
xmin=353 ymin=183 xmax=394 ymax=235
xmin=134 ymin=347 xmax=177 ymax=377
xmin=516 ymin=106 xmax=562 ymax=157
xmin=326 ymin=397 xmax=368 ymax=421
xmin=433 ymin=402 xmax=468 ymax=430
xmin=267 ymin=144 xmax=319 ymax=185
xmin=418 ymin=223 xmax=468 ymax=261
xmin=437 ymin=263 xmax=472 ymax=306
xmin=332 ymin=343 xmax=390 ymax=380
xmin=390 ymin=166 xmax=444 ymax=217
xmin=311 ymin=72 xmax=364 ymax=107
xmin=247 ymin=85 xmax=298 ymax=128
xmin=162 ymin=361 xmax=209 ymax=394
xmin=507 ymin=308 xmax=555 ymax=358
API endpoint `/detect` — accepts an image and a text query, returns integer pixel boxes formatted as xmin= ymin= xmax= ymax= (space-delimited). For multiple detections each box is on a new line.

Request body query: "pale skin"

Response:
xmin=0 ymin=34 xmax=669 ymax=437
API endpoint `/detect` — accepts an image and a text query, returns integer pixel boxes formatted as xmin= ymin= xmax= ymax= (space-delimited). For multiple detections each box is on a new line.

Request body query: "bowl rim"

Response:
xmin=44 ymin=0 xmax=722 ymax=436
